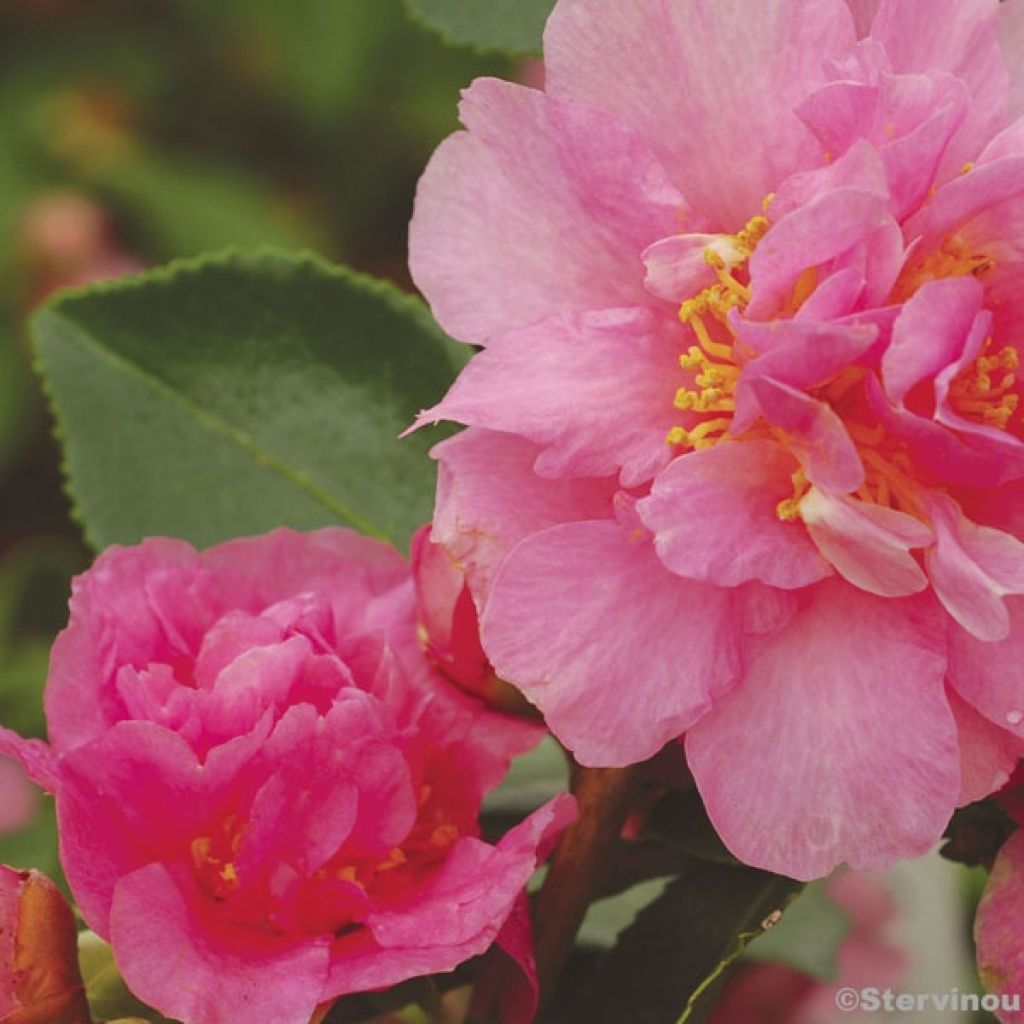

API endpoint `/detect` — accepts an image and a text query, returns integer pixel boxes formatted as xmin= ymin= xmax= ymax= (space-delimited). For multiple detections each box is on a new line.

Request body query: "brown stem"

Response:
xmin=532 ymin=761 xmax=642 ymax=1003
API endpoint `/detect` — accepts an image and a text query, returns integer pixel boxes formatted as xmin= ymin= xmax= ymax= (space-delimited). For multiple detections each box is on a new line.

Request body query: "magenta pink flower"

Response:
xmin=976 ymin=830 xmax=1024 ymax=1022
xmin=0 ymin=529 xmax=572 ymax=1024
xmin=410 ymin=0 xmax=1024 ymax=879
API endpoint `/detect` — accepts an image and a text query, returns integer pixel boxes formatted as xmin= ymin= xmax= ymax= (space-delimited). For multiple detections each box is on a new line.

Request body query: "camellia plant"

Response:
xmin=3 ymin=0 xmax=1024 ymax=1022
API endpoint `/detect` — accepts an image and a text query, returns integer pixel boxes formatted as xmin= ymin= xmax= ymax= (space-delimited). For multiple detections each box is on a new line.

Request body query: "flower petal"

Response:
xmin=481 ymin=521 xmax=741 ymax=766
xmin=975 ymin=830 xmax=1024 ymax=1022
xmin=111 ymin=862 xmax=331 ymax=1024
xmin=431 ymin=429 xmax=617 ymax=601
xmin=544 ymin=0 xmax=856 ymax=228
xmin=637 ymin=441 xmax=831 ymax=588
xmin=409 ymin=77 xmax=684 ymax=342
xmin=686 ymin=581 xmax=955 ymax=879
xmin=416 ymin=308 xmax=682 ymax=487
xmin=800 ymin=488 xmax=932 ymax=597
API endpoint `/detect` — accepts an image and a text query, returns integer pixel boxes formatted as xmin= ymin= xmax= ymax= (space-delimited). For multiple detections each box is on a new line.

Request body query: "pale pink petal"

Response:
xmin=949 ymin=597 xmax=1024 ymax=740
xmin=925 ymin=494 xmax=1024 ymax=642
xmin=948 ymin=685 xmax=1024 ymax=806
xmin=747 ymin=190 xmax=892 ymax=319
xmin=882 ymin=277 xmax=984 ymax=404
xmin=431 ymin=428 xmax=617 ymax=601
xmin=409 ymin=78 xmax=684 ymax=342
xmin=637 ymin=441 xmax=831 ymax=589
xmin=481 ymin=522 xmax=741 ymax=767
xmin=1002 ymin=0 xmax=1024 ymax=119
xmin=747 ymin=378 xmax=864 ymax=493
xmin=686 ymin=581 xmax=956 ymax=879
xmin=416 ymin=308 xmax=681 ymax=487
xmin=976 ymin=830 xmax=1024 ymax=1022
xmin=544 ymin=0 xmax=856 ymax=228
xmin=642 ymin=234 xmax=744 ymax=303
xmin=800 ymin=488 xmax=932 ymax=597
xmin=733 ymin=317 xmax=878 ymax=433
xmin=870 ymin=0 xmax=1009 ymax=170
xmin=111 ymin=862 xmax=331 ymax=1024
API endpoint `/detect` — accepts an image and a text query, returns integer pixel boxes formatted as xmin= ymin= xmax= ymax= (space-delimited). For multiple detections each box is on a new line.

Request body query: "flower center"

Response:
xmin=948 ymin=340 xmax=1020 ymax=430
xmin=890 ymin=233 xmax=995 ymax=303
xmin=666 ymin=211 xmax=769 ymax=450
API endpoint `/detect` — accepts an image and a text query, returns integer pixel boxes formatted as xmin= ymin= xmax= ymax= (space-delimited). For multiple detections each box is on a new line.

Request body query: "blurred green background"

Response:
xmin=0 ymin=0 xmax=514 ymax=867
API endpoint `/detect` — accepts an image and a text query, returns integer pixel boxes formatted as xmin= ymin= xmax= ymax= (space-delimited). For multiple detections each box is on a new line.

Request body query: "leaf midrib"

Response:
xmin=36 ymin=308 xmax=390 ymax=544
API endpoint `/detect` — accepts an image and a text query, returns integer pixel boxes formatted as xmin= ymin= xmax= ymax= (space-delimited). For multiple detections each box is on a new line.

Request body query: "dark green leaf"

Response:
xmin=32 ymin=248 xmax=465 ymax=552
xmin=404 ymin=0 xmax=555 ymax=55
xmin=565 ymin=862 xmax=802 ymax=1024
xmin=644 ymin=787 xmax=741 ymax=866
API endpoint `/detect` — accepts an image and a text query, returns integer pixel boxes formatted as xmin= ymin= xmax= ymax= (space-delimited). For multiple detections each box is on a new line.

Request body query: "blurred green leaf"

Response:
xmin=0 ymin=798 xmax=61 ymax=884
xmin=567 ymin=863 xmax=802 ymax=1024
xmin=404 ymin=0 xmax=555 ymax=55
xmin=744 ymin=881 xmax=851 ymax=981
xmin=33 ymin=248 xmax=463 ymax=552
xmin=78 ymin=931 xmax=174 ymax=1024
xmin=92 ymin=154 xmax=325 ymax=260
xmin=484 ymin=737 xmax=568 ymax=818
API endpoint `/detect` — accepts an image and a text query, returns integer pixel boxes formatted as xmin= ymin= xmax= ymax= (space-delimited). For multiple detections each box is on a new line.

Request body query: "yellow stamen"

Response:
xmin=948 ymin=340 xmax=1021 ymax=431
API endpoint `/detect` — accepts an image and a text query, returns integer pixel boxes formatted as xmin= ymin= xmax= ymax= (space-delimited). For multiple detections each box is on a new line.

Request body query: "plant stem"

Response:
xmin=532 ymin=762 xmax=642 ymax=1003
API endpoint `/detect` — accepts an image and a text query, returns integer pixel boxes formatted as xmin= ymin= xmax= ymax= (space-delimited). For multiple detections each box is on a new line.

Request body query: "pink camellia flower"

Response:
xmin=410 ymin=0 xmax=1024 ymax=880
xmin=975 ymin=829 xmax=1024 ymax=1022
xmin=0 ymin=529 xmax=573 ymax=1024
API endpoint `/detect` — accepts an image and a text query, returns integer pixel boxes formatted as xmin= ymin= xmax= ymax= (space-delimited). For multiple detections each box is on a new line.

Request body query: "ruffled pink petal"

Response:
xmin=733 ymin=317 xmax=878 ymax=433
xmin=431 ymin=428 xmax=617 ymax=601
xmin=686 ymin=581 xmax=955 ymax=879
xmin=975 ymin=830 xmax=1024 ymax=1023
xmin=0 ymin=728 xmax=59 ymax=793
xmin=949 ymin=597 xmax=1024 ymax=740
xmin=203 ymin=528 xmax=408 ymax=637
xmin=747 ymin=189 xmax=892 ymax=320
xmin=925 ymin=494 xmax=1024 ymax=642
xmin=747 ymin=378 xmax=864 ymax=493
xmin=57 ymin=717 xmax=271 ymax=935
xmin=481 ymin=521 xmax=741 ymax=767
xmin=409 ymin=77 xmax=684 ymax=342
xmin=800 ymin=488 xmax=932 ymax=597
xmin=642 ymin=234 xmax=744 ymax=303
xmin=325 ymin=794 xmax=575 ymax=999
xmin=544 ymin=0 xmax=856 ymax=229
xmin=111 ymin=862 xmax=331 ymax=1024
xmin=416 ymin=308 xmax=681 ymax=487
xmin=637 ymin=441 xmax=831 ymax=588
xmin=948 ymin=685 xmax=1024 ymax=806
xmin=870 ymin=0 xmax=1009 ymax=178
xmin=882 ymin=277 xmax=984 ymax=404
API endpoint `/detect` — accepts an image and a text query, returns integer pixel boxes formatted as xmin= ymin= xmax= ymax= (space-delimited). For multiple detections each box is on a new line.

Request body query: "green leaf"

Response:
xmin=32 ymin=248 xmax=465 ymax=552
xmin=566 ymin=862 xmax=802 ymax=1024
xmin=744 ymin=881 xmax=851 ymax=981
xmin=404 ymin=0 xmax=555 ymax=55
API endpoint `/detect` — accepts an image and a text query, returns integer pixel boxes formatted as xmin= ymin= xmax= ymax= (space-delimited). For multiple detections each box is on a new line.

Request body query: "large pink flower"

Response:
xmin=410 ymin=0 xmax=1024 ymax=879
xmin=0 ymin=529 xmax=572 ymax=1024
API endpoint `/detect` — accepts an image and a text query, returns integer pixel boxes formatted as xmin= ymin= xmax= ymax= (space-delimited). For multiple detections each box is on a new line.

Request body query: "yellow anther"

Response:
xmin=776 ymin=497 xmax=803 ymax=521
xmin=948 ymin=340 xmax=1020 ymax=432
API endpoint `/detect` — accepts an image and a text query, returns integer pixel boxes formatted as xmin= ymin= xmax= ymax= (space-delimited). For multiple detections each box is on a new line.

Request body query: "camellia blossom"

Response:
xmin=410 ymin=0 xmax=1024 ymax=879
xmin=0 ymin=529 xmax=572 ymax=1024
